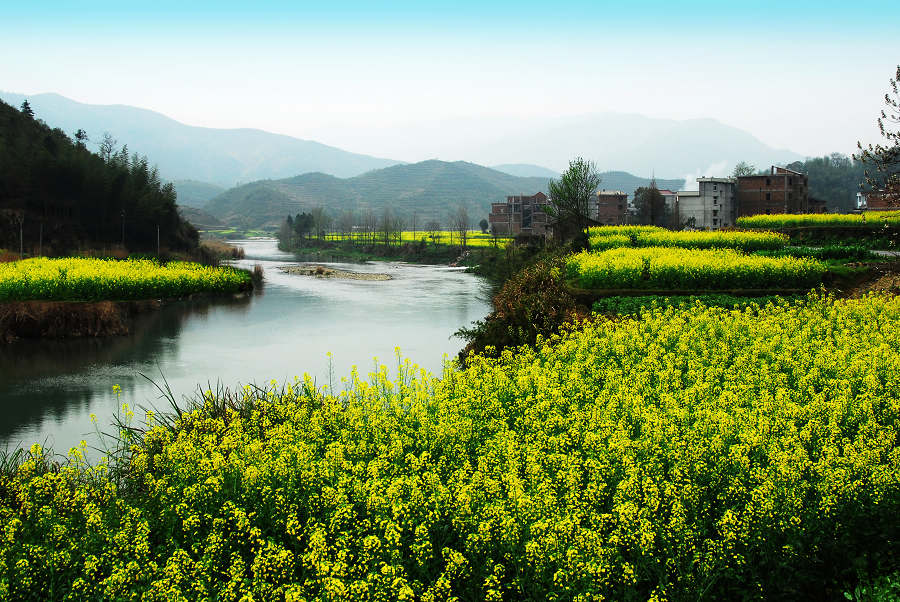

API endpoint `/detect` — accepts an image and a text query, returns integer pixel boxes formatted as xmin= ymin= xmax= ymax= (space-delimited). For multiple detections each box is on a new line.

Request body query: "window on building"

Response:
xmin=713 ymin=218 xmax=718 ymax=225
xmin=713 ymin=209 xmax=718 ymax=217
xmin=766 ymin=178 xmax=771 ymax=186
xmin=713 ymin=184 xmax=717 ymax=190
xmin=789 ymin=177 xmax=793 ymax=185
xmin=765 ymin=192 xmax=771 ymax=201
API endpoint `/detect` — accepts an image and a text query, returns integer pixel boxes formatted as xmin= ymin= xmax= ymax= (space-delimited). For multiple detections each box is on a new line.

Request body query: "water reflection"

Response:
xmin=0 ymin=240 xmax=491 ymax=452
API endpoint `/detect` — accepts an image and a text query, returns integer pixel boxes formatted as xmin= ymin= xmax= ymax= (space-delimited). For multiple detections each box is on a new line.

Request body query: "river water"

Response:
xmin=0 ymin=240 xmax=492 ymax=453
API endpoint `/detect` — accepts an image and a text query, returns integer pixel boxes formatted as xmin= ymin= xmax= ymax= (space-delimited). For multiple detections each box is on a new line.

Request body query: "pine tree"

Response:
xmin=20 ymin=100 xmax=34 ymax=119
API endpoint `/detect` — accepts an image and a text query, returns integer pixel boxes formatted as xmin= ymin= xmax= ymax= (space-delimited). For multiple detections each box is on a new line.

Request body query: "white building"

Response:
xmin=677 ymin=178 xmax=736 ymax=229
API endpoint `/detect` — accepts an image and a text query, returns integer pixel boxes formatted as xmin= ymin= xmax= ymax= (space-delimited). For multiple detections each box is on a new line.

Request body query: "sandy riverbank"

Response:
xmin=280 ymin=265 xmax=392 ymax=281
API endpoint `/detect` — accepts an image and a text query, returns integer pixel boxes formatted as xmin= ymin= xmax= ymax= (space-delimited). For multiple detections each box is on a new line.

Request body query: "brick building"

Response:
xmin=488 ymin=192 xmax=552 ymax=236
xmin=857 ymin=191 xmax=898 ymax=210
xmin=736 ymin=166 xmax=808 ymax=216
xmin=593 ymin=190 xmax=628 ymax=225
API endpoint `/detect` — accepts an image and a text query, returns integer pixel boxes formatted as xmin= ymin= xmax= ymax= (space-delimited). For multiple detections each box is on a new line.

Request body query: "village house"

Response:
xmin=736 ymin=166 xmax=809 ymax=216
xmin=593 ymin=190 xmax=628 ymax=225
xmin=487 ymin=192 xmax=553 ymax=237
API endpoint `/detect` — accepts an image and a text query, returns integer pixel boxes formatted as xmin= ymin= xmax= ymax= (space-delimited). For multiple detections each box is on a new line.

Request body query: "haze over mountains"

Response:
xmin=203 ymin=161 xmax=684 ymax=230
xmin=304 ymin=113 xmax=806 ymax=181
xmin=3 ymin=92 xmax=805 ymax=187
xmin=0 ymin=92 xmax=402 ymax=187
xmin=3 ymin=91 xmax=810 ymax=228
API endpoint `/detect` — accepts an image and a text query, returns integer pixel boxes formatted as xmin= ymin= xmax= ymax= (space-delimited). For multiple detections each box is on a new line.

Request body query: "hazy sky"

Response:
xmin=3 ymin=1 xmax=898 ymax=163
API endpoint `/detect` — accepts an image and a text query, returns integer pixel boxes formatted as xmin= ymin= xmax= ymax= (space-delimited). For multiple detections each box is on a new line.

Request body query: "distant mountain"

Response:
xmin=173 ymin=180 xmax=226 ymax=208
xmin=204 ymin=160 xmax=684 ymax=230
xmin=0 ymin=92 xmax=403 ymax=187
xmin=491 ymin=163 xmax=559 ymax=178
xmin=178 ymin=206 xmax=223 ymax=230
xmin=316 ymin=113 xmax=805 ymax=180
xmin=598 ymin=172 xmax=683 ymax=194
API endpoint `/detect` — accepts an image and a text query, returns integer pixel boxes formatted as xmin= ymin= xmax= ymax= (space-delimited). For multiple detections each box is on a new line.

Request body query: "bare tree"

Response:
xmin=337 ymin=210 xmax=355 ymax=241
xmin=451 ymin=206 xmax=470 ymax=249
xmin=98 ymin=132 xmax=117 ymax=162
xmin=856 ymin=64 xmax=900 ymax=206
xmin=425 ymin=220 xmax=441 ymax=245
xmin=380 ymin=206 xmax=397 ymax=246
xmin=310 ymin=207 xmax=331 ymax=240
xmin=732 ymin=161 xmax=756 ymax=178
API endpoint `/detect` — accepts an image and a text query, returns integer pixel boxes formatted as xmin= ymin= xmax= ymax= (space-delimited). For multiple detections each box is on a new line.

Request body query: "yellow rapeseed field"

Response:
xmin=1 ymin=293 xmax=898 ymax=599
xmin=0 ymin=257 xmax=251 ymax=301
xmin=737 ymin=210 xmax=900 ymax=229
xmin=567 ymin=246 xmax=824 ymax=290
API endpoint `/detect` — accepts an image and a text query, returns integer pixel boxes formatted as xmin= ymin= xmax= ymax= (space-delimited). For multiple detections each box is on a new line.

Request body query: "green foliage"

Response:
xmin=546 ymin=157 xmax=601 ymax=236
xmin=755 ymin=245 xmax=877 ymax=261
xmin=568 ymin=247 xmax=825 ymax=290
xmin=456 ymin=255 xmax=578 ymax=358
xmin=631 ymin=185 xmax=667 ymax=227
xmin=0 ymin=99 xmax=197 ymax=254
xmin=591 ymin=293 xmax=802 ymax=315
xmin=779 ymin=154 xmax=869 ymax=213
xmin=1 ymin=294 xmax=899 ymax=599
xmin=0 ymin=257 xmax=251 ymax=301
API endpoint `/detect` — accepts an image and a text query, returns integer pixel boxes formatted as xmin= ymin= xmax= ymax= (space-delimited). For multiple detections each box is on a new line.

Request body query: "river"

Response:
xmin=0 ymin=240 xmax=492 ymax=453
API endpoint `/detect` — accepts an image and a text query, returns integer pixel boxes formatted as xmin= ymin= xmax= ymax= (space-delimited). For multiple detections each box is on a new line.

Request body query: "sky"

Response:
xmin=2 ymin=0 xmax=899 ymax=165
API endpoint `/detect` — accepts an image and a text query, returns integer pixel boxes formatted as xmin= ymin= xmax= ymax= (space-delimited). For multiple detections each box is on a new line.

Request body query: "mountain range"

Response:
xmin=3 ymin=92 xmax=807 ymax=190
xmin=0 ymin=92 xmax=401 ymax=187
xmin=202 ymin=161 xmax=684 ymax=230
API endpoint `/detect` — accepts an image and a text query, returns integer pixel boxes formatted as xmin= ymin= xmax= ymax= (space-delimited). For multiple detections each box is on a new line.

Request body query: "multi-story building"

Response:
xmin=736 ymin=166 xmax=808 ymax=216
xmin=593 ymin=190 xmax=628 ymax=225
xmin=673 ymin=179 xmax=736 ymax=230
xmin=488 ymin=192 xmax=552 ymax=236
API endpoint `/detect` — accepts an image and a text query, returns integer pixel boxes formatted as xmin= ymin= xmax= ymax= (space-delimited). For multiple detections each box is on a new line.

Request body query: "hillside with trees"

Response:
xmin=0 ymin=99 xmax=197 ymax=254
xmin=204 ymin=160 xmax=683 ymax=230
xmin=782 ymin=154 xmax=869 ymax=212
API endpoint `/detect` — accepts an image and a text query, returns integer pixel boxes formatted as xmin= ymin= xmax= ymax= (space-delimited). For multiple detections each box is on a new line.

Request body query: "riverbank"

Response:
xmin=0 ymin=257 xmax=258 ymax=341
xmin=0 ymin=291 xmax=254 ymax=343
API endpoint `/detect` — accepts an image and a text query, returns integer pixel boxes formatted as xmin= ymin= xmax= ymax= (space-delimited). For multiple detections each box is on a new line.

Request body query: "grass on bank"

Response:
xmin=0 ymin=257 xmax=252 ymax=302
xmin=567 ymin=246 xmax=825 ymax=291
xmin=1 ymin=293 xmax=898 ymax=600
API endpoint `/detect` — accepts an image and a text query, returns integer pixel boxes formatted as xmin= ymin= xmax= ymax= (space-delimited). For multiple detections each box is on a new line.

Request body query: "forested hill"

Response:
xmin=783 ymin=154 xmax=869 ymax=213
xmin=0 ymin=99 xmax=197 ymax=254
xmin=204 ymin=160 xmax=685 ymax=229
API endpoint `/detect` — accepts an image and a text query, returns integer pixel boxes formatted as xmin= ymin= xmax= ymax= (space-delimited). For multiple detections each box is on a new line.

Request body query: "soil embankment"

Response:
xmin=0 ymin=300 xmax=162 ymax=343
